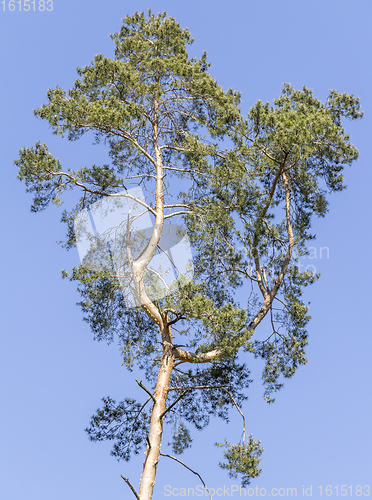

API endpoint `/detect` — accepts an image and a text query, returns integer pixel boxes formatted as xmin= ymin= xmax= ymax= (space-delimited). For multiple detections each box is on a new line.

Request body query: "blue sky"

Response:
xmin=1 ymin=1 xmax=371 ymax=499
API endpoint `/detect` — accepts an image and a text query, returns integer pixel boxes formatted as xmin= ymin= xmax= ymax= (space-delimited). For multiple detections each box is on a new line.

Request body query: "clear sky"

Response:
xmin=1 ymin=1 xmax=371 ymax=499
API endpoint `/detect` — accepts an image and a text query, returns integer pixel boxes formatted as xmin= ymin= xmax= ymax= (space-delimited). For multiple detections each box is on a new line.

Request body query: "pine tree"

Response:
xmin=14 ymin=10 xmax=363 ymax=500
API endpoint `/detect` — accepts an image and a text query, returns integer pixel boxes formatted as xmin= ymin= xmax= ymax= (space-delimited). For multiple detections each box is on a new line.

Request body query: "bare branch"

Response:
xmin=159 ymin=390 xmax=188 ymax=420
xmin=160 ymin=454 xmax=213 ymax=500
xmin=135 ymin=380 xmax=157 ymax=405
xmin=220 ymin=388 xmax=246 ymax=439
xmin=164 ymin=203 xmax=190 ymax=209
xmin=167 ymin=385 xmax=227 ymax=391
xmin=162 ymin=164 xmax=209 ymax=177
xmin=121 ymin=475 xmax=140 ymax=500
xmin=172 ymin=346 xmax=224 ymax=363
xmin=164 ymin=211 xmax=190 ymax=219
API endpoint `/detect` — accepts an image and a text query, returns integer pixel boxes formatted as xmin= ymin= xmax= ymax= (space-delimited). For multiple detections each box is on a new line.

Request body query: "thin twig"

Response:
xmin=160 ymin=453 xmax=213 ymax=500
xmin=121 ymin=475 xmax=140 ymax=500
xmin=135 ymin=379 xmax=156 ymax=405
xmin=161 ymin=385 xmax=231 ymax=420
xmin=168 ymin=385 xmax=226 ymax=391
xmin=159 ymin=391 xmax=188 ymax=420
xmin=220 ymin=388 xmax=246 ymax=440
xmin=129 ymin=396 xmax=151 ymax=446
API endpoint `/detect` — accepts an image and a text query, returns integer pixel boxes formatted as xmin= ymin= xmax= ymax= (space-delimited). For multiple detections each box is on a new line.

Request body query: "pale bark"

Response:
xmin=138 ymin=326 xmax=174 ymax=500
xmin=136 ymin=96 xmax=176 ymax=499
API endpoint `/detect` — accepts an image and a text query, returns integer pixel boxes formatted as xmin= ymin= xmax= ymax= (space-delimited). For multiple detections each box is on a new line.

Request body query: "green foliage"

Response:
xmin=216 ymin=436 xmax=264 ymax=487
xmin=166 ymin=359 xmax=252 ymax=430
xmin=15 ymin=142 xmax=65 ymax=212
xmin=88 ymin=358 xmax=252 ymax=459
xmin=62 ymin=266 xmax=159 ymax=374
xmin=170 ymin=423 xmax=192 ymax=455
xmin=85 ymin=396 xmax=151 ymax=461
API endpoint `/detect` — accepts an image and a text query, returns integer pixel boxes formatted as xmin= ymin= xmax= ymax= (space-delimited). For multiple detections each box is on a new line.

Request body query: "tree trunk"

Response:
xmin=138 ymin=327 xmax=174 ymax=500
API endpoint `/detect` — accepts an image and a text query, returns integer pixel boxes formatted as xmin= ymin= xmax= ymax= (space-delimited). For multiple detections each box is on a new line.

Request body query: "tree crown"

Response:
xmin=14 ymin=10 xmax=363 ymax=494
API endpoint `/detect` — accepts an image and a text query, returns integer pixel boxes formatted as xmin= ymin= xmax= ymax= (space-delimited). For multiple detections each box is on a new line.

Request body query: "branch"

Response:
xmin=135 ymin=380 xmax=156 ymax=405
xmin=164 ymin=210 xmax=190 ymax=219
xmin=164 ymin=203 xmax=191 ymax=209
xmin=160 ymin=453 xmax=213 ymax=500
xmin=268 ymin=171 xmax=294 ymax=297
xmin=161 ymin=164 xmax=209 ymax=177
xmin=172 ymin=346 xmax=224 ymax=363
xmin=146 ymin=266 xmax=170 ymax=291
xmin=220 ymin=388 xmax=246 ymax=439
xmin=48 ymin=171 xmax=157 ymax=216
xmin=166 ymin=385 xmax=247 ymax=439
xmin=168 ymin=385 xmax=227 ymax=391
xmin=161 ymin=385 xmax=233 ymax=421
xmin=159 ymin=390 xmax=188 ymax=420
xmin=246 ymin=170 xmax=295 ymax=332
xmin=251 ymin=165 xmax=284 ymax=300
xmin=244 ymin=133 xmax=282 ymax=165
xmin=121 ymin=475 xmax=140 ymax=500
xmin=161 ymin=309 xmax=187 ymax=327
xmin=77 ymin=122 xmax=158 ymax=168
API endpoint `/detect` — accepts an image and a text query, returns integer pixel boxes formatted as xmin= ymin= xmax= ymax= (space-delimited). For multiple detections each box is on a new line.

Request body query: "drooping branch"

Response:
xmin=220 ymin=388 xmax=246 ymax=439
xmin=159 ymin=453 xmax=213 ymax=500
